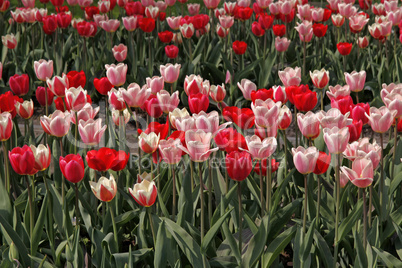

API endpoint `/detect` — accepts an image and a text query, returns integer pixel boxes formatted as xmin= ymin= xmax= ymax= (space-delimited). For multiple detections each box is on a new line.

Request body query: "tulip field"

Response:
xmin=1 ymin=0 xmax=402 ymax=267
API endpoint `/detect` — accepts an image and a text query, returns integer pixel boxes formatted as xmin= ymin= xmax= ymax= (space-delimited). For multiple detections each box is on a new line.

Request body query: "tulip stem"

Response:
xmin=190 ymin=158 xmax=194 ymax=191
xmin=333 ymin=153 xmax=341 ymax=267
xmin=343 ymin=56 xmax=346 ymax=75
xmin=263 ymin=33 xmax=267 ymax=63
xmin=316 ymin=174 xmax=321 ymax=229
xmin=237 ymin=181 xmax=243 ymax=261
xmin=171 ymin=164 xmax=176 ymax=220
xmin=266 ymin=156 xmax=272 ymax=215
xmin=25 ymin=175 xmax=34 ymax=268
xmin=294 ymin=108 xmax=298 ymax=147
xmin=109 ymin=202 xmax=119 ymax=249
xmin=44 ymin=81 xmax=48 ymax=116
xmin=259 ymin=159 xmax=265 ymax=216
xmin=198 ymin=162 xmax=205 ymax=241
xmin=303 ymin=174 xmax=307 ymax=234
xmin=188 ymin=39 xmax=193 ymax=62
xmin=363 ymin=188 xmax=367 ymax=250
xmin=391 ymin=119 xmax=398 ymax=180
xmin=368 ymin=185 xmax=372 ymax=228
xmin=379 ymin=133 xmax=384 ymax=224
xmin=208 ymin=158 xmax=213 ymax=227
xmin=303 ymin=41 xmax=306 ymax=78
xmin=321 ymin=87 xmax=325 ymax=111
xmin=2 ymin=141 xmax=10 ymax=195
xmin=60 ymin=138 xmax=65 ymax=207
xmin=283 ymin=129 xmax=288 ymax=177
xmin=75 ymin=113 xmax=78 ymax=154
xmin=119 ymin=111 xmax=126 ymax=152
xmin=355 ymin=91 xmax=359 ymax=104
xmin=75 ymin=183 xmax=80 ymax=229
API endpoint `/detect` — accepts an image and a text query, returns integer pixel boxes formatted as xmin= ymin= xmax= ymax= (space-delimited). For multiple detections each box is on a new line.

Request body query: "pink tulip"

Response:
xmin=2 ymin=34 xmax=17 ymax=49
xmin=256 ymin=0 xmax=271 ymax=9
xmin=344 ymin=70 xmax=366 ymax=93
xmin=243 ymin=135 xmax=277 ymax=160
xmin=15 ymin=100 xmax=34 ymax=119
xmin=112 ymin=44 xmax=127 ymax=62
xmin=112 ymin=108 xmax=130 ymax=126
xmin=175 ymin=115 xmax=195 ymax=131
xmin=292 ymin=146 xmax=319 ymax=174
xmin=47 ymin=74 xmax=69 ymax=97
xmin=323 ymin=127 xmax=350 ymax=154
xmin=0 ymin=62 xmax=2 ymax=81
xmin=273 ymin=85 xmax=287 ymax=103
xmin=331 ymin=14 xmax=345 ymax=27
xmin=203 ymin=0 xmax=220 ymax=9
xmin=78 ymin=118 xmax=107 ymax=145
xmin=295 ymin=20 xmax=312 ymax=36
xmin=340 ymin=171 xmax=349 ymax=188
xmin=93 ymin=14 xmax=108 ymax=27
xmin=278 ymin=67 xmax=301 ymax=87
xmin=169 ymin=108 xmax=190 ymax=129
xmin=160 ymin=63 xmax=181 ymax=83
xmin=278 ymin=105 xmax=292 ymax=130
xmin=318 ymin=108 xmax=352 ymax=129
xmin=387 ymin=9 xmax=402 ymax=26
xmin=349 ymin=14 xmax=369 ymax=32
xmin=297 ymin=111 xmax=321 ymax=140
xmin=299 ymin=29 xmax=313 ymax=42
xmin=71 ymin=103 xmax=100 ymax=124
xmin=366 ymin=106 xmax=397 ymax=133
xmin=279 ymin=0 xmax=293 ymax=15
xmin=219 ymin=15 xmax=234 ymax=29
xmin=65 ymin=86 xmax=88 ymax=111
xmin=338 ymin=3 xmax=357 ymax=18
xmin=188 ymin=3 xmax=200 ymax=15
xmin=34 ymin=59 xmax=54 ymax=81
xmin=121 ymin=83 xmax=151 ymax=108
xmin=178 ymin=130 xmax=218 ymax=162
xmin=40 ymin=110 xmax=71 ymax=137
xmin=297 ymin=4 xmax=311 ymax=21
xmin=22 ymin=0 xmax=35 ymax=8
xmin=238 ymin=79 xmax=257 ymax=100
xmin=310 ymin=69 xmax=329 ymax=89
xmin=98 ymin=0 xmax=110 ymax=13
xmin=269 ymin=2 xmax=280 ymax=15
xmin=193 ymin=111 xmax=231 ymax=135
xmin=108 ymin=88 xmax=126 ymax=111
xmin=184 ymin=74 xmax=203 ymax=95
xmin=145 ymin=6 xmax=159 ymax=19
xmin=146 ymin=76 xmax=165 ymax=94
xmin=167 ymin=16 xmax=182 ymax=30
xmin=209 ymin=84 xmax=226 ymax=102
xmin=0 ymin=112 xmax=13 ymax=141
xmin=105 ymin=63 xmax=127 ymax=86
xmin=237 ymin=0 xmax=250 ymax=7
xmin=78 ymin=0 xmax=93 ymax=7
xmin=275 ymin=37 xmax=290 ymax=52
xmin=357 ymin=36 xmax=369 ymax=48
xmin=340 ymin=157 xmax=373 ymax=188
xmin=155 ymin=1 xmax=167 ymax=11
xmin=99 ymin=19 xmax=120 ymax=32
xmin=251 ymin=98 xmax=281 ymax=128
xmin=122 ymin=16 xmax=138 ymax=31
xmin=159 ymin=138 xmax=183 ymax=164
xmin=30 ymin=144 xmax=51 ymax=171
xmin=344 ymin=137 xmax=381 ymax=169
xmin=156 ymin=90 xmax=180 ymax=113
xmin=224 ymin=2 xmax=236 ymax=14
xmin=383 ymin=91 xmax=402 ymax=118
xmin=327 ymin=0 xmax=340 ymax=12
xmin=141 ymin=0 xmax=155 ymax=7
xmin=180 ymin=23 xmax=195 ymax=39
xmin=216 ymin=23 xmax=229 ymax=38
xmin=327 ymin=84 xmax=350 ymax=101
xmin=139 ymin=132 xmax=160 ymax=154
xmin=311 ymin=7 xmax=324 ymax=22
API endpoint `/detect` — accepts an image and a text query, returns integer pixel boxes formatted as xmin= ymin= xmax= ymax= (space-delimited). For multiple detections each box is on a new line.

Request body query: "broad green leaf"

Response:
xmin=263 ymin=225 xmax=296 ymax=267
xmin=243 ymin=214 xmax=269 ymax=267
xmin=354 ymin=230 xmax=368 ymax=268
xmin=372 ymin=247 xmax=402 ymax=267
xmin=313 ymin=229 xmax=334 ymax=268
xmin=32 ymin=195 xmax=48 ymax=257
xmin=201 ymin=208 xmax=233 ymax=254
xmin=338 ymin=199 xmax=363 ymax=242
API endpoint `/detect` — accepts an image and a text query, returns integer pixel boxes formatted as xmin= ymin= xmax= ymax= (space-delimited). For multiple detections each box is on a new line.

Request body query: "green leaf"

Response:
xmin=338 ymin=199 xmax=363 ymax=242
xmin=372 ymin=247 xmax=402 ymax=267
xmin=262 ymin=225 xmax=296 ymax=267
xmin=164 ymin=218 xmax=210 ymax=268
xmin=301 ymin=219 xmax=316 ymax=262
xmin=243 ymin=214 xmax=269 ymax=267
xmin=30 ymin=255 xmax=56 ymax=268
xmin=354 ymin=230 xmax=368 ymax=268
xmin=32 ymin=195 xmax=48 ymax=256
xmin=313 ymin=230 xmax=334 ymax=268
xmin=201 ymin=208 xmax=233 ymax=254
xmin=112 ymin=248 xmax=152 ymax=266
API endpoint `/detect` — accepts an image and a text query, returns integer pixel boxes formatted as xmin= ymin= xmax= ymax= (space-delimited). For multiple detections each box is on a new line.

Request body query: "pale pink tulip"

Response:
xmin=344 ymin=138 xmax=381 ymax=169
xmin=34 ymin=59 xmax=53 ymax=81
xmin=2 ymin=34 xmax=17 ymax=49
xmin=338 ymin=3 xmax=357 ymax=18
xmin=297 ymin=4 xmax=311 ymax=21
xmin=65 ymin=86 xmax=88 ymax=111
xmin=105 ymin=63 xmax=127 ymax=86
xmin=22 ymin=0 xmax=35 ymax=8
xmin=278 ymin=105 xmax=292 ymax=130
xmin=193 ymin=111 xmax=231 ymax=135
xmin=238 ymin=79 xmax=257 ymax=100
xmin=99 ymin=19 xmax=120 ymax=32
xmin=323 ymin=127 xmax=350 ymax=154
xmin=169 ymin=108 xmax=190 ymax=129
xmin=40 ymin=110 xmax=71 ymax=137
xmin=188 ymin=3 xmax=200 ymax=15
xmin=237 ymin=0 xmax=250 ymax=7
xmin=256 ymin=0 xmax=272 ymax=9
xmin=159 ymin=138 xmax=183 ymax=164
xmin=78 ymin=0 xmax=93 ymax=7
xmin=278 ymin=67 xmax=302 ymax=87
xmin=71 ymin=103 xmax=100 ymax=124
xmin=387 ymin=9 xmax=402 ymax=26
xmin=145 ymin=6 xmax=159 ymax=19
xmin=184 ymin=74 xmax=203 ymax=95
xmin=209 ymin=84 xmax=226 ymax=102
xmin=121 ymin=83 xmax=151 ymax=108
xmin=108 ymin=88 xmax=126 ymax=111
xmin=251 ymin=99 xmax=281 ymax=128
xmin=310 ymin=69 xmax=329 ymax=89
xmin=156 ymin=90 xmax=180 ymax=113
xmin=275 ymin=37 xmax=290 ymax=52
xmin=122 ymin=16 xmax=138 ymax=31
xmin=349 ymin=14 xmax=369 ymax=32
xmin=297 ymin=111 xmax=321 ymax=139
xmin=295 ymin=20 xmax=312 ymax=36
xmin=279 ymin=0 xmax=293 ymax=15
xmin=269 ymin=2 xmax=280 ymax=15
xmin=178 ymin=130 xmax=218 ymax=162
xmin=311 ymin=7 xmax=324 ymax=21
xmin=146 ymin=76 xmax=165 ymax=94
xmin=340 ymin=157 xmax=373 ymax=188
xmin=160 ymin=63 xmax=181 ymax=83
xmin=318 ymin=108 xmax=352 ymax=129
xmin=219 ymin=15 xmax=234 ymax=29
xmin=139 ymin=132 xmax=160 ymax=154
xmin=47 ymin=74 xmax=69 ymax=97
xmin=365 ymin=106 xmax=397 ymax=133
xmin=383 ymin=91 xmax=402 ymax=118
xmin=326 ymin=85 xmax=351 ymax=101
xmin=112 ymin=108 xmax=131 ymax=126
xmin=93 ymin=14 xmax=108 ymax=27
xmin=243 ymin=135 xmax=277 ymax=160
xmin=344 ymin=70 xmax=366 ymax=93
xmin=340 ymin=171 xmax=349 ymax=188
xmin=78 ymin=118 xmax=107 ymax=145
xmin=167 ymin=16 xmax=182 ymax=30
xmin=0 ymin=112 xmax=13 ymax=141
xmin=30 ymin=144 xmax=51 ymax=171
xmin=175 ymin=115 xmax=195 ymax=131
xmin=112 ymin=44 xmax=127 ymax=62
xmin=155 ymin=1 xmax=167 ymax=11
xmin=331 ymin=13 xmax=345 ymax=27
xmin=180 ymin=23 xmax=195 ymax=39
xmin=204 ymin=0 xmax=220 ymax=9
xmin=292 ymin=146 xmax=319 ymax=174
xmin=299 ymin=29 xmax=313 ymax=42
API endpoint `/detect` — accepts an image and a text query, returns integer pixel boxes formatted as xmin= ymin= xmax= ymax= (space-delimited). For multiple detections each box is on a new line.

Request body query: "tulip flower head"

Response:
xmin=292 ymin=146 xmax=319 ymax=174
xmin=90 ymin=174 xmax=117 ymax=202
xmin=0 ymin=112 xmax=13 ymax=141
xmin=9 ymin=145 xmax=37 ymax=175
xmin=60 ymin=154 xmax=85 ymax=183
xmin=226 ymin=151 xmax=253 ymax=181
xmin=30 ymin=144 xmax=51 ymax=171
xmin=340 ymin=157 xmax=373 ymax=188
xmin=129 ymin=174 xmax=157 ymax=207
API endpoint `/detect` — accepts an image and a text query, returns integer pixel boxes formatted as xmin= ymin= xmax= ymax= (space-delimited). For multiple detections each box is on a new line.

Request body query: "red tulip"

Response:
xmin=250 ymin=88 xmax=274 ymax=103
xmin=0 ymin=112 xmax=13 ymax=141
xmin=86 ymin=147 xmax=117 ymax=172
xmin=125 ymin=2 xmax=145 ymax=16
xmin=232 ymin=40 xmax=247 ymax=55
xmin=139 ymin=17 xmax=155 ymax=32
xmin=273 ymin=24 xmax=286 ymax=36
xmin=8 ymin=145 xmax=37 ymax=175
xmin=60 ymin=154 xmax=85 ymax=183
xmin=142 ymin=94 xmax=163 ymax=118
xmin=138 ymin=121 xmax=169 ymax=139
xmin=165 ymin=45 xmax=179 ymax=59
xmin=252 ymin=21 xmax=265 ymax=37
xmin=226 ymin=151 xmax=253 ymax=181
xmin=289 ymin=85 xmax=318 ymax=112
xmin=312 ymin=23 xmax=328 ymax=38
xmin=42 ymin=15 xmax=58 ymax=35
xmin=223 ymin=106 xmax=255 ymax=129
xmin=9 ymin=74 xmax=29 ymax=96
xmin=258 ymin=13 xmax=274 ymax=30
xmin=188 ymin=93 xmax=209 ymax=114
xmin=76 ymin=21 xmax=97 ymax=37
xmin=323 ymin=8 xmax=331 ymax=21
xmin=330 ymin=95 xmax=354 ymax=115
xmin=234 ymin=6 xmax=253 ymax=21
xmin=50 ymin=0 xmax=64 ymax=6
xmin=94 ymin=77 xmax=113 ymax=95
xmin=313 ymin=151 xmax=331 ymax=175
xmin=253 ymin=158 xmax=279 ymax=175
xmin=85 ymin=6 xmax=100 ymax=20
xmin=111 ymin=150 xmax=130 ymax=171
xmin=337 ymin=42 xmax=352 ymax=55
xmin=67 ymin=70 xmax=86 ymax=88
xmin=56 ymin=11 xmax=72 ymax=28
xmin=350 ymin=102 xmax=370 ymax=124
xmin=158 ymin=30 xmax=173 ymax=43
xmin=347 ymin=120 xmax=363 ymax=142
xmin=0 ymin=91 xmax=22 ymax=118
xmin=54 ymin=97 xmax=68 ymax=112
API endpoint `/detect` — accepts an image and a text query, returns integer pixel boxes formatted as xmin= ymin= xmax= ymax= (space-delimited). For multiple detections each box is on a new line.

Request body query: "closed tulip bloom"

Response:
xmin=158 ymin=138 xmax=182 ymax=164
xmin=357 ymin=36 xmax=369 ymax=49
xmin=2 ymin=34 xmax=17 ymax=49
xmin=313 ymin=151 xmax=331 ymax=175
xmin=145 ymin=76 xmax=164 ymax=94
xmin=292 ymin=146 xmax=319 ymax=174
xmin=344 ymin=70 xmax=366 ymax=93
xmin=15 ymin=99 xmax=34 ymax=119
xmin=0 ymin=112 xmax=13 ymax=141
xmin=297 ymin=4 xmax=311 ymax=21
xmin=311 ymin=7 xmax=324 ymax=22
xmin=340 ymin=157 xmax=373 ymax=188
xmin=90 ymin=174 xmax=117 ymax=202
xmin=278 ymin=67 xmax=301 ymax=87
xmin=9 ymin=145 xmax=37 ymax=175
xmin=169 ymin=108 xmax=190 ymax=129
xmin=40 ymin=110 xmax=71 ymax=137
xmin=99 ymin=19 xmax=120 ymax=32
xmin=350 ymin=103 xmax=370 ymax=124
xmin=174 ymin=115 xmax=195 ymax=131
xmin=275 ymin=37 xmax=290 ymax=52
xmin=142 ymin=95 xmax=163 ymax=118
xmin=178 ymin=130 xmax=218 ymax=162
xmin=34 ymin=59 xmax=53 ymax=81
xmin=160 ymin=63 xmax=181 ymax=83
xmin=251 ymin=21 xmax=265 ymax=37
xmin=94 ymin=77 xmax=113 ymax=95
xmin=366 ymin=106 xmax=397 ymax=133
xmin=219 ymin=15 xmax=234 ymax=29
xmin=180 ymin=23 xmax=195 ymax=38
xmin=310 ymin=69 xmax=329 ymax=89
xmin=244 ymin=135 xmax=277 ymax=160
xmin=273 ymin=85 xmax=287 ymax=103
xmin=122 ymin=16 xmax=138 ymax=31
xmin=184 ymin=75 xmax=203 ymax=95
xmin=105 ymin=63 xmax=127 ymax=87
xmin=278 ymin=105 xmax=292 ymax=130
xmin=226 ymin=151 xmax=253 ymax=181
xmin=337 ymin=42 xmax=352 ymax=56
xmin=57 ymin=11 xmax=72 ymax=28
xmin=223 ymin=106 xmax=255 ymax=130
xmin=216 ymin=23 xmax=229 ymax=38
xmin=237 ymin=79 xmax=257 ymax=100
xmin=188 ymin=3 xmax=200 ymax=15
xmin=297 ymin=112 xmax=321 ymax=139
xmin=78 ymin=118 xmax=107 ymax=146
xmin=108 ymin=88 xmax=126 ymax=110
xmin=167 ymin=16 xmax=182 ymax=30
xmin=331 ymin=14 xmax=345 ymax=27
xmin=188 ymin=93 xmax=209 ymax=114
xmin=193 ymin=110 xmax=231 ymax=135
xmin=65 ymin=86 xmax=88 ymax=111
xmin=112 ymin=108 xmax=130 ymax=126
xmin=47 ymin=74 xmax=69 ymax=97
xmin=9 ymin=74 xmax=29 ymax=96
xmin=129 ymin=177 xmax=157 ymax=207
xmin=344 ymin=138 xmax=381 ymax=169
xmin=112 ymin=44 xmax=127 ymax=62
xmin=29 ymin=144 xmax=52 ymax=172
xmin=232 ymin=40 xmax=247 ymax=55
xmin=349 ymin=14 xmax=369 ymax=33
xmin=295 ymin=20 xmax=312 ymax=36
xmin=318 ymin=108 xmax=352 ymax=129
xmin=71 ymin=103 xmax=99 ymax=124
xmin=139 ymin=132 xmax=160 ymax=154
xmin=338 ymin=3 xmax=357 ymax=18
xmin=165 ymin=45 xmax=179 ymax=59
xmin=121 ymin=83 xmax=151 ymax=108
xmin=156 ymin=90 xmax=180 ymax=113
xmin=204 ymin=0 xmax=220 ymax=9
xmin=60 ymin=154 xmax=85 ymax=183
xmin=251 ymin=98 xmax=281 ymax=128
xmin=323 ymin=127 xmax=350 ymax=154
xmin=209 ymin=84 xmax=226 ymax=102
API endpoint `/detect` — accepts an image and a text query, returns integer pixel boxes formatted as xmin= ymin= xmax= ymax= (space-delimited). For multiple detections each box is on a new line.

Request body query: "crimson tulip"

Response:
xmin=56 ymin=11 xmax=72 ymax=28
xmin=252 ymin=21 xmax=265 ymax=37
xmin=312 ymin=23 xmax=328 ymax=38
xmin=232 ymin=40 xmax=247 ymax=55
xmin=223 ymin=106 xmax=255 ymax=129
xmin=139 ymin=17 xmax=155 ymax=32
xmin=138 ymin=121 xmax=169 ymax=139
xmin=337 ymin=42 xmax=353 ymax=55
xmin=43 ymin=15 xmax=58 ymax=35
xmin=234 ymin=6 xmax=253 ymax=21
xmin=214 ymin=128 xmax=248 ymax=153
xmin=9 ymin=145 xmax=37 ymax=175
xmin=111 ymin=150 xmax=130 ymax=171
xmin=226 ymin=151 xmax=253 ymax=181
xmin=273 ymin=24 xmax=286 ymax=36
xmin=86 ymin=147 xmax=117 ymax=172
xmin=0 ymin=112 xmax=13 ymax=141
xmin=9 ymin=74 xmax=29 ymax=96
xmin=188 ymin=93 xmax=209 ymax=114
xmin=67 ymin=70 xmax=86 ymax=88
xmin=94 ymin=77 xmax=113 ymax=95
xmin=0 ymin=91 xmax=22 ymax=118
xmin=347 ymin=120 xmax=363 ymax=142
xmin=165 ymin=45 xmax=179 ymax=59
xmin=313 ymin=151 xmax=331 ymax=175
xmin=85 ymin=6 xmax=100 ymax=20
xmin=250 ymin=88 xmax=274 ymax=103
xmin=60 ymin=154 xmax=85 ymax=183
xmin=158 ymin=30 xmax=174 ymax=43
